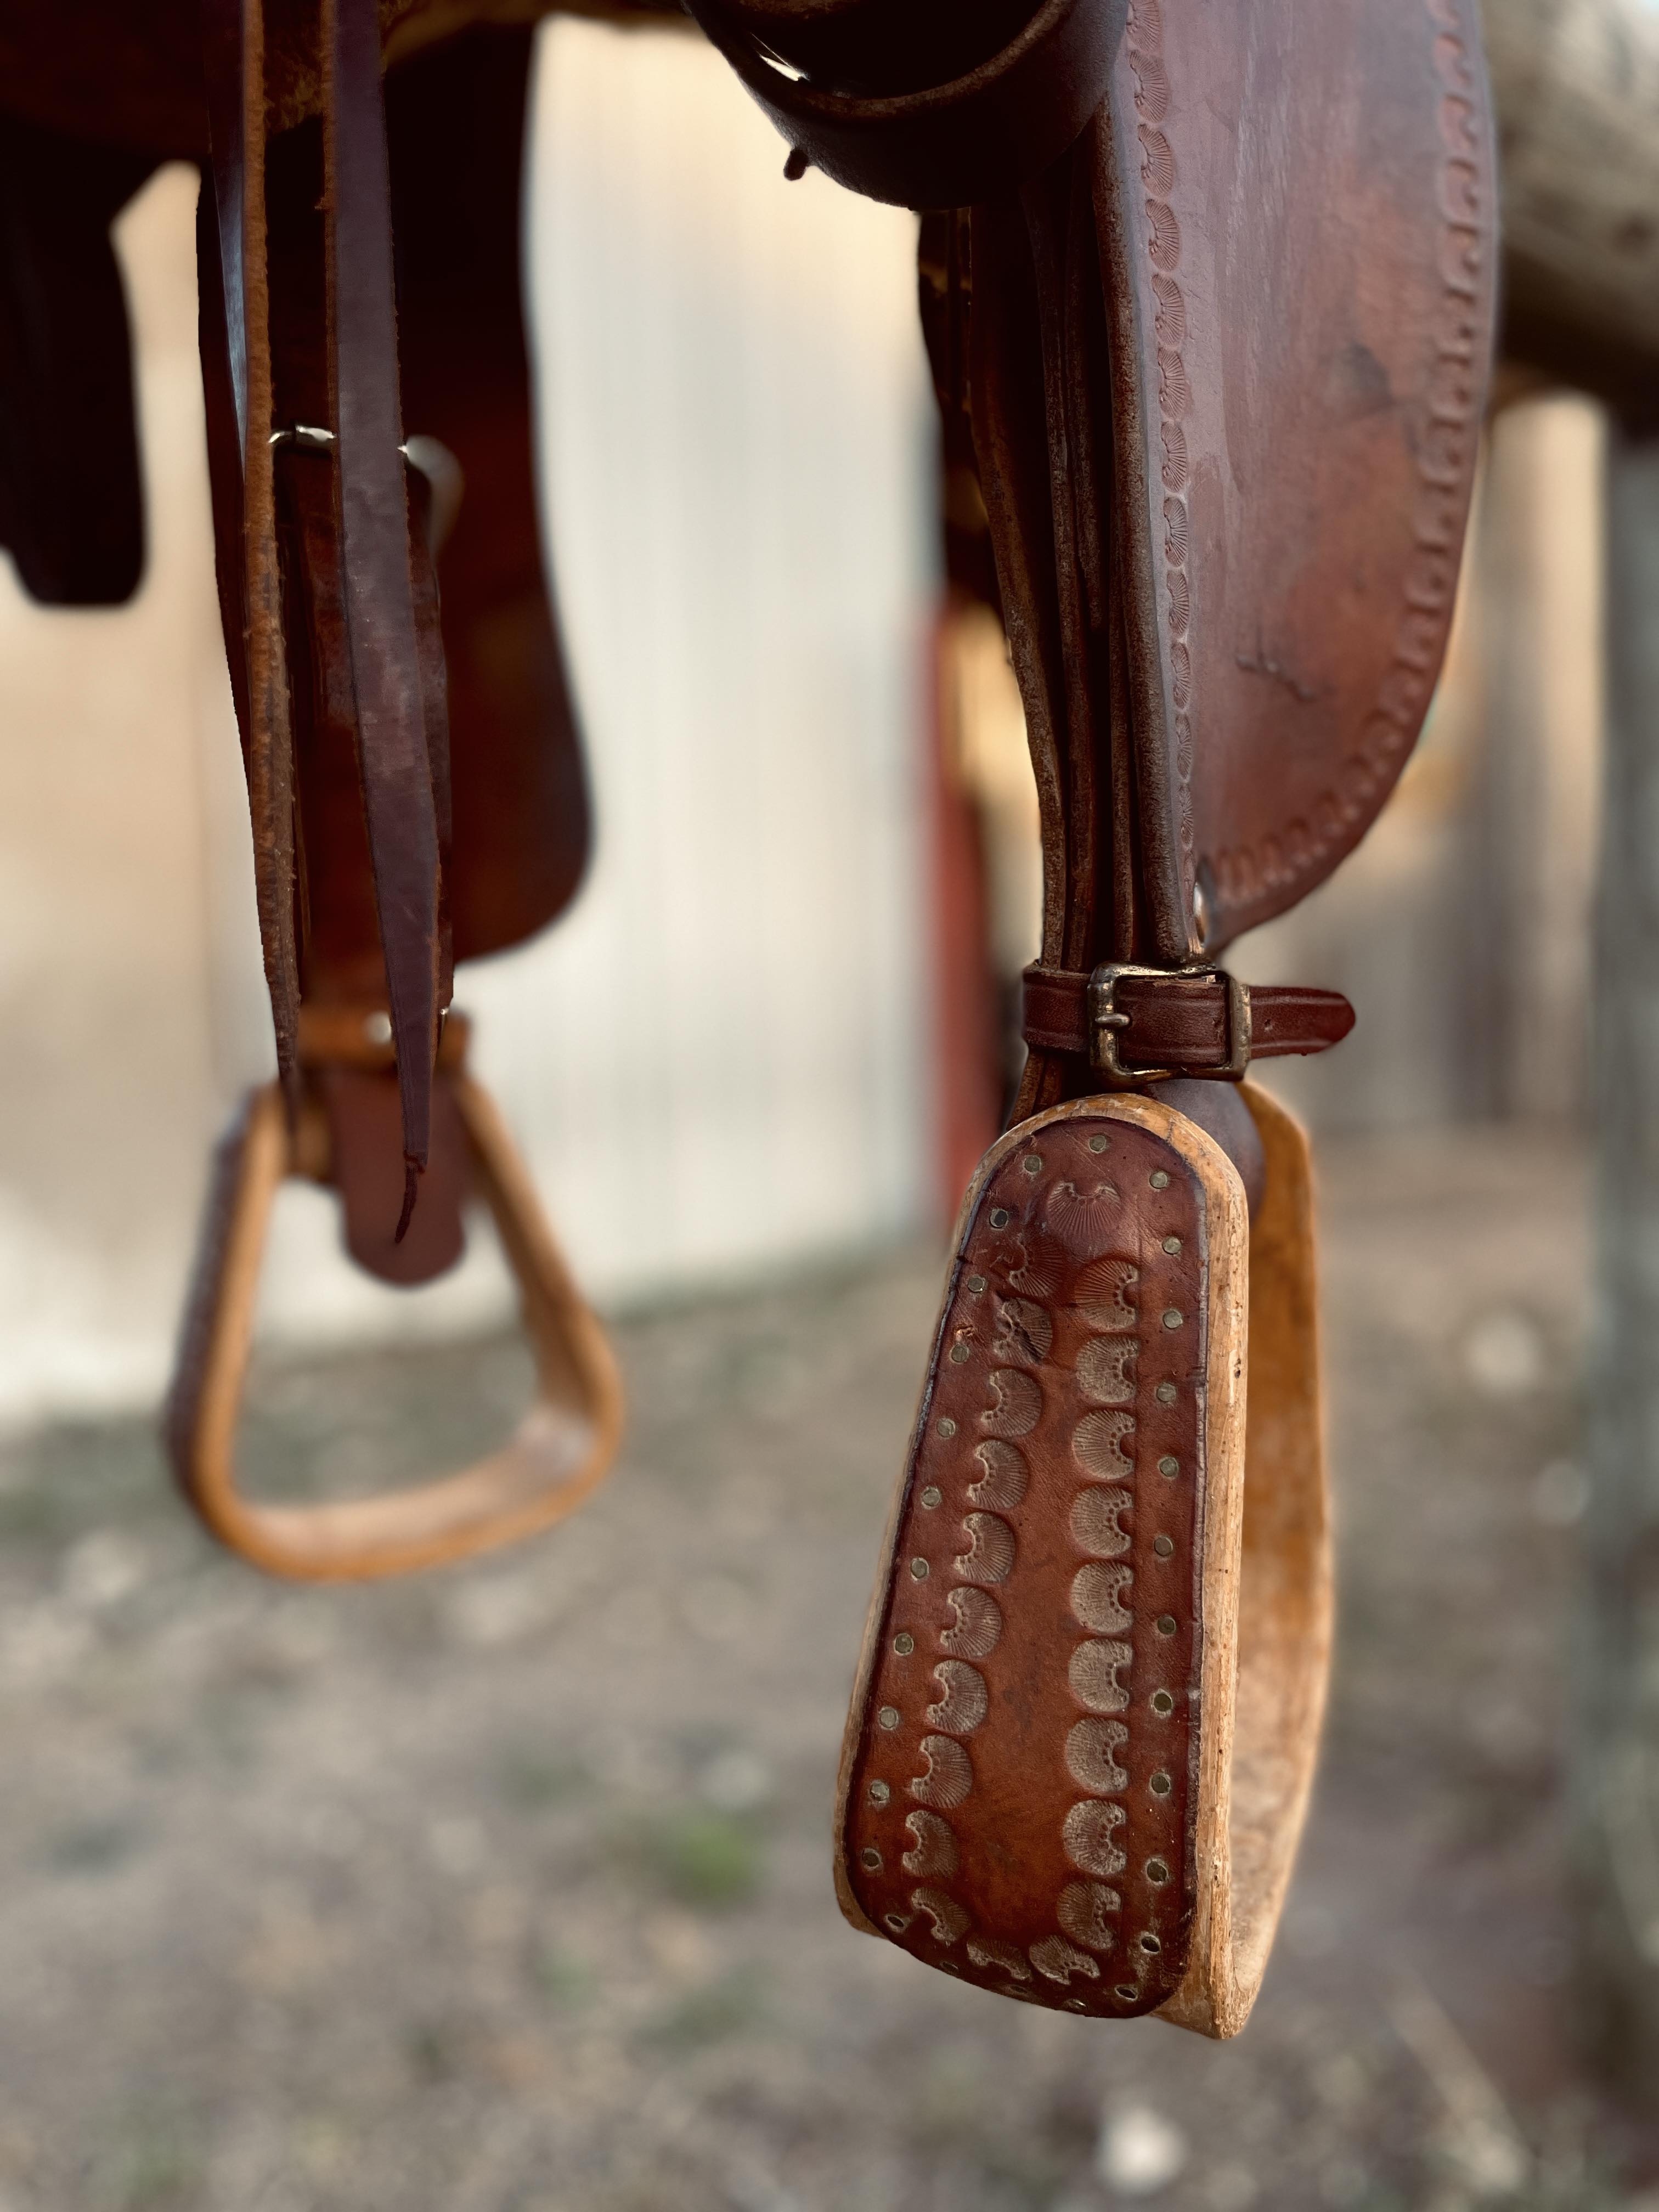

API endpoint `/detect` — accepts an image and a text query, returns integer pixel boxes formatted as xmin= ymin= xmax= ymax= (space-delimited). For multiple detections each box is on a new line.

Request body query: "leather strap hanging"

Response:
xmin=200 ymin=0 xmax=301 ymax=1107
xmin=201 ymin=0 xmax=447 ymax=1226
xmin=321 ymin=0 xmax=445 ymax=1233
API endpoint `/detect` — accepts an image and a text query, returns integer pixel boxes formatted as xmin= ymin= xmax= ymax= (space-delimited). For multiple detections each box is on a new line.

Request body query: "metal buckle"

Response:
xmin=1087 ymin=963 xmax=1252 ymax=1086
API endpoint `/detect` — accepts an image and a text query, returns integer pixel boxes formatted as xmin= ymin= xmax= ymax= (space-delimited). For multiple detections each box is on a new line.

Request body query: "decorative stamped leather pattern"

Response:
xmin=1104 ymin=0 xmax=1496 ymax=958
xmin=843 ymin=1113 xmax=1208 ymax=2016
xmin=1122 ymin=0 xmax=1197 ymax=897
xmin=1210 ymin=0 xmax=1494 ymax=921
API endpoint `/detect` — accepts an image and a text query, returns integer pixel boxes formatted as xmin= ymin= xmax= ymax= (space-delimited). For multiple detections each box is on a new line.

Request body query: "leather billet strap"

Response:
xmin=296 ymin=1005 xmax=471 ymax=1285
xmin=200 ymin=0 xmax=449 ymax=1225
xmin=323 ymin=0 xmax=444 ymax=1226
xmin=1022 ymin=964 xmax=1354 ymax=1079
xmin=680 ymin=0 xmax=1119 ymax=210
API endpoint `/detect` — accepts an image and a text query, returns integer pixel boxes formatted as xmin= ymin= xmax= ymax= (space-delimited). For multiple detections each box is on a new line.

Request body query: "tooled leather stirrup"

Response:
xmin=178 ymin=0 xmax=619 ymax=1576
xmin=698 ymin=0 xmax=1496 ymax=2033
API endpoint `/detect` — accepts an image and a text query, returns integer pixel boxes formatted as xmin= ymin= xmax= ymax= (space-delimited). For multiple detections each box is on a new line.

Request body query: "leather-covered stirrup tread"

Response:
xmin=165 ymin=1071 xmax=624 ymax=1582
xmin=833 ymin=1084 xmax=1329 ymax=2038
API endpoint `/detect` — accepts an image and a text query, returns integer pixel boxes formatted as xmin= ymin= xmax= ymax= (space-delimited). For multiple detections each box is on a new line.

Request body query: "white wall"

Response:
xmin=0 ymin=20 xmax=935 ymax=1427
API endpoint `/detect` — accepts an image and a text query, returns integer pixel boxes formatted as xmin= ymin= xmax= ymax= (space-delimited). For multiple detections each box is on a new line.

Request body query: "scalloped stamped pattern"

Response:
xmin=842 ymin=1113 xmax=1210 ymax=2016
xmin=1122 ymin=0 xmax=1198 ymax=904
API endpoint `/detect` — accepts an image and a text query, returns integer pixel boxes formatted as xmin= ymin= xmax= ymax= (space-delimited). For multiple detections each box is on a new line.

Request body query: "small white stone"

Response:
xmin=1096 ymin=2103 xmax=1189 ymax=2196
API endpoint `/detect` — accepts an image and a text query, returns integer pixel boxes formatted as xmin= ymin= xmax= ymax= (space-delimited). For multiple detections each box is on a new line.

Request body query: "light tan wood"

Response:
xmin=1158 ymin=1080 xmax=1331 ymax=2038
xmin=165 ymin=1078 xmax=624 ymax=1581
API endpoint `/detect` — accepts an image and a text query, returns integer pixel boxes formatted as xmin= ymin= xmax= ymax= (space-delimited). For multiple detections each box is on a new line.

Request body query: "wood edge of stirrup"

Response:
xmin=163 ymin=1075 xmax=624 ymax=1582
xmin=1155 ymin=1079 xmax=1331 ymax=2040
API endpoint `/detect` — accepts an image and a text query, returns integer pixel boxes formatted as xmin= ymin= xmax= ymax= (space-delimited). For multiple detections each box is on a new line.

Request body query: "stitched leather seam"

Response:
xmin=1124 ymin=0 xmax=1197 ymax=890
xmin=1211 ymin=0 xmax=1489 ymax=918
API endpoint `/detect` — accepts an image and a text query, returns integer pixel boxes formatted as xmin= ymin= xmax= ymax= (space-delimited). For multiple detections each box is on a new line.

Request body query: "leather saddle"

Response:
xmin=2 ymin=0 xmax=1493 ymax=2024
xmin=679 ymin=0 xmax=1496 ymax=2032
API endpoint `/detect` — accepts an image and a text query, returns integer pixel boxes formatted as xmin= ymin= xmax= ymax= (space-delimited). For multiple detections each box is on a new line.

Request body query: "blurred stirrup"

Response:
xmin=166 ymin=1043 xmax=623 ymax=1582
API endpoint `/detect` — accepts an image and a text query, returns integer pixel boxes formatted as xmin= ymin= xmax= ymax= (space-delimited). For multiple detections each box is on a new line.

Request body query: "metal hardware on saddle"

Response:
xmin=1091 ymin=966 xmax=1252 ymax=1085
xmin=1019 ymin=964 xmax=1355 ymax=1086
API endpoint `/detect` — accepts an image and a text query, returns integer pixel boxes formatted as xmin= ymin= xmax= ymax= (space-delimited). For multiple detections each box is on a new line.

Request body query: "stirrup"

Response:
xmin=165 ymin=1076 xmax=623 ymax=1582
xmin=833 ymin=1083 xmax=1329 ymax=2038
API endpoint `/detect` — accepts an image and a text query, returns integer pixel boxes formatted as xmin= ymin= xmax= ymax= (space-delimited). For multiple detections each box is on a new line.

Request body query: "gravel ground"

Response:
xmin=0 ymin=1124 xmax=1645 ymax=2212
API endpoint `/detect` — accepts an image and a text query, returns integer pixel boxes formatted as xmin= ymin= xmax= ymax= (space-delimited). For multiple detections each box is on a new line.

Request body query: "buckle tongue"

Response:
xmin=1086 ymin=963 xmax=1252 ymax=1086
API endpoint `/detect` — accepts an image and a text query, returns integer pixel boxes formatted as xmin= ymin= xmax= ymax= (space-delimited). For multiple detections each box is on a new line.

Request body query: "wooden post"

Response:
xmin=1577 ymin=435 xmax=1659 ymax=2103
xmin=1485 ymin=0 xmax=1659 ymax=424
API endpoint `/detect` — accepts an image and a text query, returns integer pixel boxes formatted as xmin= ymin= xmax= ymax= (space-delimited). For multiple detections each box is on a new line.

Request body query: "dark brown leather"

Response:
xmin=201 ymin=0 xmax=304 ymax=1107
xmin=196 ymin=15 xmax=592 ymax=1277
xmin=314 ymin=1066 xmax=469 ymax=1283
xmin=0 ymin=114 xmax=154 ymax=605
xmin=1021 ymin=966 xmax=1355 ymax=1070
xmin=1094 ymin=0 xmax=1498 ymax=957
xmin=842 ymin=1108 xmax=1206 ymax=2016
xmin=386 ymin=36 xmax=592 ymax=961
xmin=294 ymin=1006 xmax=471 ymax=1287
xmin=682 ymin=0 xmax=1120 ymax=210
xmin=324 ymin=0 xmax=444 ymax=1213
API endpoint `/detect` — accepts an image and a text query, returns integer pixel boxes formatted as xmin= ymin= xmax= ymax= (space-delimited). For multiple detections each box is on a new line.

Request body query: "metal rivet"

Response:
xmin=920 ymin=1486 xmax=943 ymax=1511
xmin=868 ymin=1780 xmax=890 ymax=1807
xmin=1023 ymin=1155 xmax=1043 ymax=1177
xmin=861 ymin=1847 xmax=883 ymax=1871
xmin=1088 ymin=1133 xmax=1111 ymax=1154
xmin=938 ymin=1418 xmax=957 ymax=1438
xmin=1156 ymin=1614 xmax=1177 ymax=1638
xmin=910 ymin=1558 xmax=930 ymax=1581
xmin=1162 ymin=1235 xmax=1181 ymax=1255
xmin=1149 ymin=1170 xmax=1170 ymax=1190
xmin=1150 ymin=1689 xmax=1175 ymax=1717
xmin=878 ymin=1706 xmax=901 ymax=1730
xmin=364 ymin=1010 xmax=393 ymax=1047
xmin=1153 ymin=1534 xmax=1175 ymax=1559
xmin=1064 ymin=1999 xmax=1088 ymax=2012
xmin=940 ymin=1962 xmax=961 ymax=1974
xmin=1162 ymin=1308 xmax=1183 ymax=1330
xmin=949 ymin=1341 xmax=971 ymax=1365
xmin=966 ymin=1275 xmax=986 ymax=1295
xmin=1158 ymin=1455 xmax=1180 ymax=1479
xmin=1146 ymin=1857 xmax=1170 ymax=1885
xmin=1151 ymin=1770 xmax=1172 ymax=1796
xmin=1155 ymin=1382 xmax=1177 ymax=1406
xmin=990 ymin=1208 xmax=1011 ymax=1229
xmin=1139 ymin=1932 xmax=1162 ymax=1955
xmin=1114 ymin=1982 xmax=1138 ymax=2001
xmin=893 ymin=1632 xmax=915 ymax=1657
xmin=884 ymin=1912 xmax=911 ymax=1933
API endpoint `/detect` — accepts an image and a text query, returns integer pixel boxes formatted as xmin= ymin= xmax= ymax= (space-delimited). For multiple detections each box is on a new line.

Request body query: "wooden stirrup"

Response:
xmin=166 ymin=1078 xmax=623 ymax=1581
xmin=833 ymin=1082 xmax=1330 ymax=2036
xmin=1159 ymin=1081 xmax=1332 ymax=2038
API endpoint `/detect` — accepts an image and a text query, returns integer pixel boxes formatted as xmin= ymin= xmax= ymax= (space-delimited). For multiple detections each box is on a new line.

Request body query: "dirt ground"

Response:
xmin=0 ymin=1124 xmax=1647 ymax=2211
